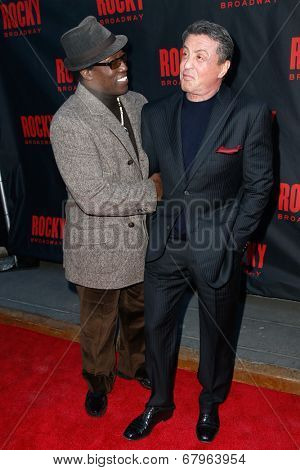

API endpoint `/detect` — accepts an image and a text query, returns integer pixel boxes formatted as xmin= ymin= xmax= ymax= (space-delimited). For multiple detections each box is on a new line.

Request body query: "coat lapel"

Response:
xmin=120 ymin=93 xmax=142 ymax=156
xmin=121 ymin=93 xmax=150 ymax=178
xmin=186 ymin=84 xmax=234 ymax=185
xmin=75 ymin=83 xmax=139 ymax=165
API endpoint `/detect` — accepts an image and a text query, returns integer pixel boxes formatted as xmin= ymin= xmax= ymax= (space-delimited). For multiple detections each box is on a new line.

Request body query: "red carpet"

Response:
xmin=0 ymin=323 xmax=299 ymax=450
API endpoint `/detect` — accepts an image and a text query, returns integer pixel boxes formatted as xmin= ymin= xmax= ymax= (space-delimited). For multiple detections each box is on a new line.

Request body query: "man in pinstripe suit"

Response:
xmin=124 ymin=20 xmax=273 ymax=442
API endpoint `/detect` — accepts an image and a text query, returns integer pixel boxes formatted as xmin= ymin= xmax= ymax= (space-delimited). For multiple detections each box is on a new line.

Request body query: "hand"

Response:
xmin=150 ymin=173 xmax=163 ymax=201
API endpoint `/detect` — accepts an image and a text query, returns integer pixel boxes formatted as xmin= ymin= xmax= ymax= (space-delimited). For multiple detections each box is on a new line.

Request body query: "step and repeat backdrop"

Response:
xmin=0 ymin=0 xmax=299 ymax=300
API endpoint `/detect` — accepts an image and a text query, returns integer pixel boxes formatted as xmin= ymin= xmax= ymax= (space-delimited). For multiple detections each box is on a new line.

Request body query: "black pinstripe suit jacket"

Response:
xmin=142 ymin=84 xmax=273 ymax=287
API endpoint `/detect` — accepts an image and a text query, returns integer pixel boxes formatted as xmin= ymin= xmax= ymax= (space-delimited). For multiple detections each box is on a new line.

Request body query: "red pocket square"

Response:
xmin=216 ymin=145 xmax=243 ymax=154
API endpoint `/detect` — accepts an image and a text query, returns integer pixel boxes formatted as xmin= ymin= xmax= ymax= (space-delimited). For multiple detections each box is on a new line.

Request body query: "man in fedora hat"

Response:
xmin=50 ymin=16 xmax=162 ymax=417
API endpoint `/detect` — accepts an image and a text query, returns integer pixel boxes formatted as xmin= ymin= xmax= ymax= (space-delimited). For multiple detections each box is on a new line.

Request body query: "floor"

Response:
xmin=0 ymin=261 xmax=299 ymax=371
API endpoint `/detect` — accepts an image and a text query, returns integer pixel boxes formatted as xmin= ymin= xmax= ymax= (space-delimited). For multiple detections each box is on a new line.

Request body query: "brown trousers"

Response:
xmin=76 ymin=282 xmax=146 ymax=394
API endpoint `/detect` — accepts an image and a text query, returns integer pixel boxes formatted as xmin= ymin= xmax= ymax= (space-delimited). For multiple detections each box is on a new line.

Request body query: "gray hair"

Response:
xmin=182 ymin=20 xmax=234 ymax=64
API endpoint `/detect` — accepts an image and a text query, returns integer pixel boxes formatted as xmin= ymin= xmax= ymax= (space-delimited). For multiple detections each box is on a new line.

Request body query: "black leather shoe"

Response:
xmin=123 ymin=406 xmax=173 ymax=440
xmin=85 ymin=391 xmax=107 ymax=417
xmin=134 ymin=366 xmax=151 ymax=390
xmin=117 ymin=367 xmax=152 ymax=390
xmin=196 ymin=406 xmax=220 ymax=443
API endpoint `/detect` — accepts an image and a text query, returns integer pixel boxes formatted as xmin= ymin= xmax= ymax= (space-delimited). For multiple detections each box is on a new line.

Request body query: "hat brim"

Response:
xmin=64 ymin=35 xmax=128 ymax=71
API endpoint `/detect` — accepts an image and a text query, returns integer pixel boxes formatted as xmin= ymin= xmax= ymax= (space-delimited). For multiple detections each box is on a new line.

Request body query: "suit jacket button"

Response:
xmin=184 ymin=190 xmax=190 ymax=195
xmin=128 ymin=222 xmax=135 ymax=228
xmin=128 ymin=159 xmax=134 ymax=165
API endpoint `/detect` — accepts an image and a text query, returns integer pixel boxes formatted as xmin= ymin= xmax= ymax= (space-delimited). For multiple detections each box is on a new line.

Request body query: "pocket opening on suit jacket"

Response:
xmin=215 ymin=145 xmax=243 ymax=155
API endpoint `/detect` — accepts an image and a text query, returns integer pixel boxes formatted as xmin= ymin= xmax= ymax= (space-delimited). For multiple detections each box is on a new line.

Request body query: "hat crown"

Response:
xmin=60 ymin=16 xmax=127 ymax=71
xmin=61 ymin=16 xmax=113 ymax=62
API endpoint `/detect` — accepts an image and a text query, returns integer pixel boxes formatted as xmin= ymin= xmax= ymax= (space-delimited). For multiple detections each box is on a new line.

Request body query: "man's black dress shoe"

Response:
xmin=117 ymin=367 xmax=151 ymax=390
xmin=123 ymin=406 xmax=173 ymax=440
xmin=196 ymin=406 xmax=220 ymax=443
xmin=134 ymin=366 xmax=151 ymax=390
xmin=85 ymin=391 xmax=107 ymax=417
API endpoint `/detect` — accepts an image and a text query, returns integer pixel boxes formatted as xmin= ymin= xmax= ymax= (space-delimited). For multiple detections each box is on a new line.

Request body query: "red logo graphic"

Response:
xmin=277 ymin=183 xmax=300 ymax=223
xmin=20 ymin=114 xmax=53 ymax=145
xmin=289 ymin=37 xmax=300 ymax=81
xmin=243 ymin=242 xmax=267 ymax=277
xmin=31 ymin=215 xmax=65 ymax=246
xmin=159 ymin=48 xmax=183 ymax=87
xmin=96 ymin=0 xmax=144 ymax=25
xmin=56 ymin=59 xmax=76 ymax=94
xmin=0 ymin=0 xmax=41 ymax=38
xmin=220 ymin=0 xmax=277 ymax=9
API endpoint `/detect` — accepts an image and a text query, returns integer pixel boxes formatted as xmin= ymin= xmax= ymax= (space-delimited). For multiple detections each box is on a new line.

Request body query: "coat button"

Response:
xmin=128 ymin=222 xmax=135 ymax=228
xmin=184 ymin=190 xmax=190 ymax=195
xmin=128 ymin=159 xmax=134 ymax=165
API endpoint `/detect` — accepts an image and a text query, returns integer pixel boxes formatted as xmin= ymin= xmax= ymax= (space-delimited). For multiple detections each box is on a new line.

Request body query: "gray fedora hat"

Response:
xmin=61 ymin=16 xmax=128 ymax=71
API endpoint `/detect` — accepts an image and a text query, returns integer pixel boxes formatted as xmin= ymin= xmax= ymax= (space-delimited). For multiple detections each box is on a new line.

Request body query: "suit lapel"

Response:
xmin=166 ymin=91 xmax=187 ymax=186
xmin=186 ymin=84 xmax=234 ymax=186
xmin=75 ymin=83 xmax=139 ymax=165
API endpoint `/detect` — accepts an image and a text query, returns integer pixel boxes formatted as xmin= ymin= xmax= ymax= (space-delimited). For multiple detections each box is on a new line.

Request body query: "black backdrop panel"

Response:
xmin=0 ymin=0 xmax=299 ymax=300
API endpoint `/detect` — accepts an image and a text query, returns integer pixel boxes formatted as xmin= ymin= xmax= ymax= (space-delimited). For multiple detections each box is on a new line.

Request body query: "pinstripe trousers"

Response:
xmin=144 ymin=238 xmax=242 ymax=412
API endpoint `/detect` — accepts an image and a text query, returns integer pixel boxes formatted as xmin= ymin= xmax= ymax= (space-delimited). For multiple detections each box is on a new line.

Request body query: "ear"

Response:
xmin=80 ymin=68 xmax=93 ymax=81
xmin=218 ymin=60 xmax=231 ymax=79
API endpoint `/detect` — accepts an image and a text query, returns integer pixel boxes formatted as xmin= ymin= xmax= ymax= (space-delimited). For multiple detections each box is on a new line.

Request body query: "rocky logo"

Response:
xmin=277 ymin=182 xmax=300 ymax=223
xmin=56 ymin=59 xmax=76 ymax=94
xmin=159 ymin=48 xmax=183 ymax=87
xmin=0 ymin=0 xmax=41 ymax=38
xmin=20 ymin=114 xmax=52 ymax=145
xmin=220 ymin=0 xmax=277 ymax=9
xmin=243 ymin=242 xmax=267 ymax=277
xmin=289 ymin=37 xmax=300 ymax=81
xmin=31 ymin=215 xmax=65 ymax=246
xmin=96 ymin=0 xmax=144 ymax=25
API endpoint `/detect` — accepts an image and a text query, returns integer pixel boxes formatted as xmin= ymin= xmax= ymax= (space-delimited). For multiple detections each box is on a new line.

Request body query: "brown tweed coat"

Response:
xmin=50 ymin=83 xmax=157 ymax=289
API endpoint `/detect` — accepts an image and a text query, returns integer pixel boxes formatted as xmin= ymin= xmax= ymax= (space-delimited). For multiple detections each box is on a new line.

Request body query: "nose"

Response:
xmin=119 ymin=57 xmax=128 ymax=72
xmin=182 ymin=55 xmax=193 ymax=69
